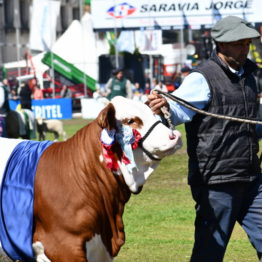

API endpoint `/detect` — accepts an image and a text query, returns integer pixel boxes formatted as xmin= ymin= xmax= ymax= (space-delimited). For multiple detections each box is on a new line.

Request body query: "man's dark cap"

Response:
xmin=211 ymin=16 xmax=260 ymax=42
xmin=112 ymin=68 xmax=123 ymax=75
xmin=181 ymin=66 xmax=191 ymax=73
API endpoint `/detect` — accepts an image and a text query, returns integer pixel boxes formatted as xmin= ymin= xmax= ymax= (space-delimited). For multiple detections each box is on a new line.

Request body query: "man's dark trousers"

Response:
xmin=190 ymin=175 xmax=262 ymax=262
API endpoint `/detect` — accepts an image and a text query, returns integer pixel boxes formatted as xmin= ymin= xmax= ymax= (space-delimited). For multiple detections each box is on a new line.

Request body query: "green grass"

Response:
xmin=52 ymin=120 xmax=258 ymax=261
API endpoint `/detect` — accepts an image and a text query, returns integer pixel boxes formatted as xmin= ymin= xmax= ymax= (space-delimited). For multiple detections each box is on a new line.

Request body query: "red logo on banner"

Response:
xmin=107 ymin=2 xmax=136 ymax=18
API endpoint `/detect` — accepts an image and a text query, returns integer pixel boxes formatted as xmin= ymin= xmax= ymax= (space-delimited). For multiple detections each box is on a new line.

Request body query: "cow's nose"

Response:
xmin=169 ymin=134 xmax=176 ymax=140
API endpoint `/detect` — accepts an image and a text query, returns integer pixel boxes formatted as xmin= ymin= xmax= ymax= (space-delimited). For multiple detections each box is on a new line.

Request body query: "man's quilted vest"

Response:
xmin=185 ymin=51 xmax=261 ymax=186
xmin=109 ymin=78 xmax=127 ymax=100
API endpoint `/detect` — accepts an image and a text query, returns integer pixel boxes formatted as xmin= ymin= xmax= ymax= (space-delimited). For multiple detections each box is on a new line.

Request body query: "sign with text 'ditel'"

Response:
xmin=91 ymin=0 xmax=262 ymax=30
xmin=9 ymin=98 xmax=72 ymax=120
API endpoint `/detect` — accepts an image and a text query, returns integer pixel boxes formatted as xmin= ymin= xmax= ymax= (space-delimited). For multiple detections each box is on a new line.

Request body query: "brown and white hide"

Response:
xmin=31 ymin=96 xmax=182 ymax=262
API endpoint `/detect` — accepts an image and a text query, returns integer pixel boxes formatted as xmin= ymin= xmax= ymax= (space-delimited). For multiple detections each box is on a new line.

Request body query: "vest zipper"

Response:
xmin=241 ymin=78 xmax=252 ymax=163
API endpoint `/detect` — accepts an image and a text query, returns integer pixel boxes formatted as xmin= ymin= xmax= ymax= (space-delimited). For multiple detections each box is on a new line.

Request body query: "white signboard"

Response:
xmin=91 ymin=0 xmax=262 ymax=30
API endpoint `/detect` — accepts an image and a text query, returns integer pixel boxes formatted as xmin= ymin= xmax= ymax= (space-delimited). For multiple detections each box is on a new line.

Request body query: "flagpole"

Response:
xmin=14 ymin=0 xmax=21 ymax=87
xmin=188 ymin=27 xmax=192 ymax=42
xmin=180 ymin=26 xmax=184 ymax=67
xmin=15 ymin=26 xmax=21 ymax=86
xmin=49 ymin=0 xmax=55 ymax=98
xmin=79 ymin=0 xmax=83 ymax=18
xmin=114 ymin=22 xmax=119 ymax=69
xmin=80 ymin=1 xmax=88 ymax=97
xmin=113 ymin=0 xmax=119 ymax=69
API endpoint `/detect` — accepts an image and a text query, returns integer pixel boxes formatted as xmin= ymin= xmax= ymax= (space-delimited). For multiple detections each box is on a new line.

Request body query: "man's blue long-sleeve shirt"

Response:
xmin=169 ymin=72 xmax=210 ymax=126
xmin=168 ymin=71 xmax=262 ymax=138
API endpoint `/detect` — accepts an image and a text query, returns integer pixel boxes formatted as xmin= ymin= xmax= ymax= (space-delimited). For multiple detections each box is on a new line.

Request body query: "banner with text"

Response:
xmin=91 ymin=0 xmax=262 ymax=30
xmin=9 ymin=98 xmax=72 ymax=120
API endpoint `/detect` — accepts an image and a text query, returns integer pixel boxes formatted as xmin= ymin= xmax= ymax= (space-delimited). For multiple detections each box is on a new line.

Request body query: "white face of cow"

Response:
xmin=110 ymin=96 xmax=182 ymax=193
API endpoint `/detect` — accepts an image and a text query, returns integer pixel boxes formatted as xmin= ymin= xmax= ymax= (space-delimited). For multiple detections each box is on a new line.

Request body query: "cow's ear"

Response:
xmin=97 ymin=103 xmax=116 ymax=130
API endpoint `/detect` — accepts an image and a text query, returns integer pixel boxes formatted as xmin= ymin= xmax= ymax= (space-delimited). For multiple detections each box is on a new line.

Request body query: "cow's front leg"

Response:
xmin=33 ymin=241 xmax=51 ymax=262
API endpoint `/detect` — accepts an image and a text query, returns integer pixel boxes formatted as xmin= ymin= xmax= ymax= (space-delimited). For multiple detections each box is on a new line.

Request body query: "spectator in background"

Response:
xmin=33 ymin=84 xmax=44 ymax=100
xmin=132 ymin=82 xmax=143 ymax=101
xmin=173 ymin=72 xmax=182 ymax=89
xmin=151 ymin=78 xmax=158 ymax=90
xmin=2 ymin=79 xmax=10 ymax=93
xmin=18 ymin=82 xmax=36 ymax=139
xmin=19 ymin=82 xmax=32 ymax=110
xmin=144 ymin=81 xmax=152 ymax=95
xmin=0 ymin=80 xmax=10 ymax=137
xmin=9 ymin=89 xmax=18 ymax=100
xmin=60 ymin=85 xmax=72 ymax=98
xmin=9 ymin=77 xmax=18 ymax=96
xmin=7 ymin=78 xmax=18 ymax=100
xmin=181 ymin=66 xmax=192 ymax=81
xmin=28 ymin=78 xmax=38 ymax=90
xmin=153 ymin=79 xmax=168 ymax=92
xmin=173 ymin=66 xmax=192 ymax=89
xmin=104 ymin=68 xmax=133 ymax=100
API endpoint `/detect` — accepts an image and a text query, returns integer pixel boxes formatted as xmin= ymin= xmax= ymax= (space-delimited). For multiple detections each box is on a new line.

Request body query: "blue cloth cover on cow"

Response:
xmin=0 ymin=140 xmax=53 ymax=262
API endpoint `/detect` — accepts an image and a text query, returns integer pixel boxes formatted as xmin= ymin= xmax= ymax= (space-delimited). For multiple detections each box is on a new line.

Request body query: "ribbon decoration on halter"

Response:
xmin=100 ymin=126 xmax=141 ymax=172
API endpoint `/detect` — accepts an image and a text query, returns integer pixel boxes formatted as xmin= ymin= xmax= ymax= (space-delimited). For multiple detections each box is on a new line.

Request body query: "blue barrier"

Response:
xmin=9 ymin=98 xmax=73 ymax=120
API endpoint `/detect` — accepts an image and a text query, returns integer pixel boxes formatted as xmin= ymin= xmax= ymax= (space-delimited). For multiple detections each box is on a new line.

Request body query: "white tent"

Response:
xmin=4 ymin=13 xmax=104 ymax=86
xmin=51 ymin=13 xmax=99 ymax=81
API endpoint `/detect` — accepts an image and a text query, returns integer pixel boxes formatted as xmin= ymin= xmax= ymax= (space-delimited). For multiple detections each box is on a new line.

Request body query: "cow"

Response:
xmin=0 ymin=96 xmax=182 ymax=262
xmin=36 ymin=118 xmax=67 ymax=141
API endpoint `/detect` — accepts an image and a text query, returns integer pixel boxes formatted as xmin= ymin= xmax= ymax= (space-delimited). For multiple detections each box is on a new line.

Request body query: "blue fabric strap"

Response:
xmin=0 ymin=140 xmax=53 ymax=262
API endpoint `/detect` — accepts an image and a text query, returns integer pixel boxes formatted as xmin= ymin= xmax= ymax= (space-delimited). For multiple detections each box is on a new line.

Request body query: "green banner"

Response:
xmin=42 ymin=52 xmax=96 ymax=91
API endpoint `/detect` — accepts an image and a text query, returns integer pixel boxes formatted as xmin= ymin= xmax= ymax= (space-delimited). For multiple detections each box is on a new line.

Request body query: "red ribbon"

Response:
xmin=101 ymin=129 xmax=142 ymax=171
xmin=102 ymin=144 xmax=131 ymax=171
xmin=131 ymin=129 xmax=141 ymax=150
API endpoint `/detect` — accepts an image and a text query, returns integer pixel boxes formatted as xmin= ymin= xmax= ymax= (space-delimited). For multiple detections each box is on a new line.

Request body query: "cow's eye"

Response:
xmin=127 ymin=119 xmax=135 ymax=125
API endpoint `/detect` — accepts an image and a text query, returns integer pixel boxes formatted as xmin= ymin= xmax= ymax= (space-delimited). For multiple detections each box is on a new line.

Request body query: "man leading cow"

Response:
xmin=148 ymin=16 xmax=262 ymax=261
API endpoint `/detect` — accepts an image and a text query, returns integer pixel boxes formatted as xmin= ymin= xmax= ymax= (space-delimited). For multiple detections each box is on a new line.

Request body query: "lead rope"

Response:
xmin=152 ymin=89 xmax=262 ymax=165
xmin=150 ymin=89 xmax=174 ymax=130
xmin=154 ymin=89 xmax=262 ymax=125
xmin=160 ymin=106 xmax=174 ymax=130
